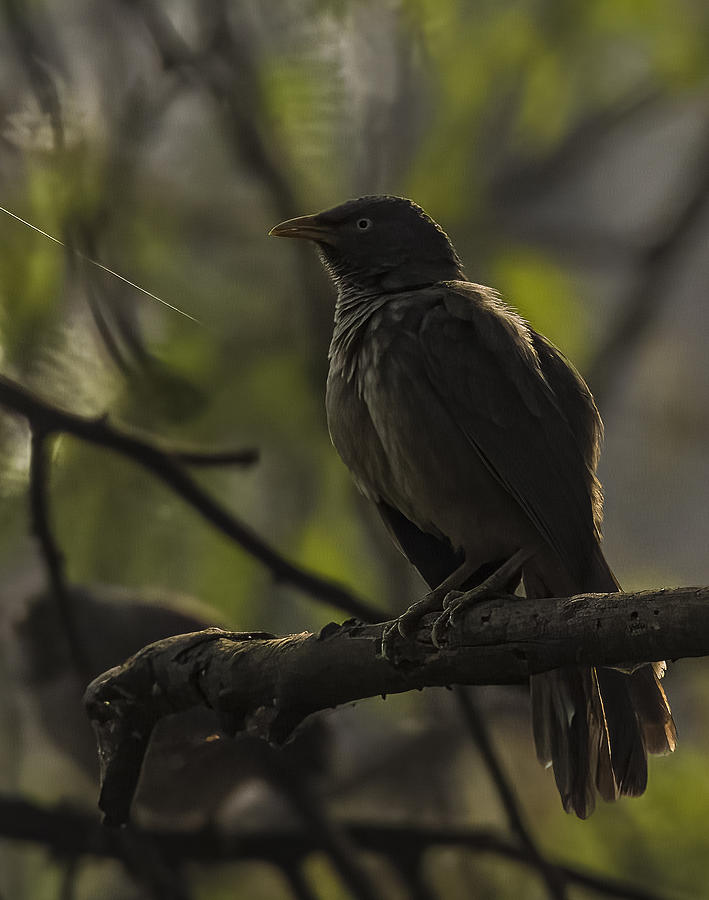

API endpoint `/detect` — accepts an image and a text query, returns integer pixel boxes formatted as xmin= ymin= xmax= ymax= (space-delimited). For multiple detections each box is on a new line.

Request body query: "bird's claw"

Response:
xmin=430 ymin=591 xmax=467 ymax=646
xmin=381 ymin=583 xmax=512 ymax=658
xmin=381 ymin=618 xmax=416 ymax=661
xmin=434 ymin=587 xmax=521 ymax=646
xmin=442 ymin=589 xmax=465 ymax=611
xmin=381 ymin=620 xmax=400 ymax=660
xmin=381 ymin=595 xmax=443 ymax=660
xmin=396 ymin=596 xmax=434 ymax=639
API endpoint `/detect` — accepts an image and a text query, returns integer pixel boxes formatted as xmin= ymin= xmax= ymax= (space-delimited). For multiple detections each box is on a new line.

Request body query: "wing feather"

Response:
xmin=418 ymin=282 xmax=599 ymax=584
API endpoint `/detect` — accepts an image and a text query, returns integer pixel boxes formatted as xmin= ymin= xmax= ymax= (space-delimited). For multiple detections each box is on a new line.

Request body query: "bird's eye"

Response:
xmin=356 ymin=218 xmax=373 ymax=231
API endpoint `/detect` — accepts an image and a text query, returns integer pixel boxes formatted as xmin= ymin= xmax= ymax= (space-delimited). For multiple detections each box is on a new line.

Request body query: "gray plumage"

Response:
xmin=270 ymin=195 xmax=676 ymax=818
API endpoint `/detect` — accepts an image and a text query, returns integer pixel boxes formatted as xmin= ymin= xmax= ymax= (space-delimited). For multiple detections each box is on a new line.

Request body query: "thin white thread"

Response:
xmin=0 ymin=204 xmax=201 ymax=324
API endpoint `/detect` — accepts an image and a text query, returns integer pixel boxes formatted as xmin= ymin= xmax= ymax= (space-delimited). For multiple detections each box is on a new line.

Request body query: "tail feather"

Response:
xmin=531 ymin=669 xmax=588 ymax=812
xmin=589 ymin=667 xmax=617 ymax=804
xmin=629 ymin=665 xmax=677 ymax=756
xmin=528 ymin=550 xmax=676 ymax=817
xmin=596 ymin=668 xmax=648 ymax=797
xmin=531 ymin=666 xmax=614 ymax=818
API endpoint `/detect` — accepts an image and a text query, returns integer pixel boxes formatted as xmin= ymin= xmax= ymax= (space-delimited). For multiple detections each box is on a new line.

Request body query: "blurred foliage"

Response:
xmin=1 ymin=0 xmax=709 ymax=897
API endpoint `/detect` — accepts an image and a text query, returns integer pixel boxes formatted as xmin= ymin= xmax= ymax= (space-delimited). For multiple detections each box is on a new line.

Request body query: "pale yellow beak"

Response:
xmin=268 ymin=214 xmax=337 ymax=245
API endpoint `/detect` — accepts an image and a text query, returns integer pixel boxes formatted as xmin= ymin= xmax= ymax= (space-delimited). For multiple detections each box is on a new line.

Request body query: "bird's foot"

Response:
xmin=382 ymin=549 xmax=531 ymax=658
xmin=430 ymin=585 xmax=515 ymax=647
xmin=430 ymin=548 xmax=532 ymax=647
xmin=381 ymin=593 xmax=444 ymax=660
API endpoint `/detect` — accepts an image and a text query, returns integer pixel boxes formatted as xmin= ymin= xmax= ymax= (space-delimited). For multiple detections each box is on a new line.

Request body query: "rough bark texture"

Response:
xmin=85 ymin=585 xmax=706 ymax=825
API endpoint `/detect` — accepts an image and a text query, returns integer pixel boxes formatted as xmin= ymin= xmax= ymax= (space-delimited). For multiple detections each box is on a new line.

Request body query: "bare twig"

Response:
xmin=59 ymin=859 xmax=79 ymax=900
xmin=28 ymin=428 xmax=92 ymax=681
xmin=454 ymin=688 xmax=568 ymax=900
xmin=28 ymin=434 xmax=190 ymax=899
xmin=2 ymin=0 xmax=65 ymax=150
xmin=0 ymin=374 xmax=381 ymax=621
xmin=281 ymin=863 xmax=320 ymax=900
xmin=491 ymin=87 xmax=663 ymax=210
xmin=0 ymin=797 xmax=672 ymax=900
xmin=264 ymin=751 xmax=383 ymax=900
xmin=126 ymin=0 xmax=335 ymax=368
xmin=388 ymin=855 xmax=435 ymax=900
xmin=586 ymin=120 xmax=709 ymax=406
xmin=172 ymin=447 xmax=259 ymax=467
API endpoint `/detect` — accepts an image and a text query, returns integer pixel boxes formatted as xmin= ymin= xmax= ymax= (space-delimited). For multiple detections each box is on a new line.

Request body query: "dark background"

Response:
xmin=0 ymin=0 xmax=708 ymax=897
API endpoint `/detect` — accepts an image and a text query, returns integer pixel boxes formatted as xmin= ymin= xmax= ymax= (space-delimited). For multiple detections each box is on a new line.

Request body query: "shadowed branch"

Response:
xmin=85 ymin=585 xmax=702 ymax=826
xmin=0 ymin=796 xmax=670 ymax=900
xmin=0 ymin=373 xmax=380 ymax=621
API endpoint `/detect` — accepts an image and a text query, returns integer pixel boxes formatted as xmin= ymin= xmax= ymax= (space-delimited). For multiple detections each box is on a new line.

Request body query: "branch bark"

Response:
xmin=86 ymin=585 xmax=705 ymax=825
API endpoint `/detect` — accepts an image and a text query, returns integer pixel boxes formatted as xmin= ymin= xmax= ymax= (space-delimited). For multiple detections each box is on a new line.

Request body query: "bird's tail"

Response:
xmin=528 ymin=552 xmax=676 ymax=818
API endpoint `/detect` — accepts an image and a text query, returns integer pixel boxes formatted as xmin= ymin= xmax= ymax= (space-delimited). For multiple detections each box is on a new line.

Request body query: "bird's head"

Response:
xmin=269 ymin=196 xmax=465 ymax=294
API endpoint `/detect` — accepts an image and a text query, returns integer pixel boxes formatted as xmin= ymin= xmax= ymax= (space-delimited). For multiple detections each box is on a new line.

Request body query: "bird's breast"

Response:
xmin=325 ymin=301 xmax=526 ymax=558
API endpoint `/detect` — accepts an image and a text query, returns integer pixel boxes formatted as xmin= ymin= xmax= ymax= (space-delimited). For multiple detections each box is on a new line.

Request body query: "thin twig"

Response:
xmin=0 ymin=797 xmax=672 ymax=900
xmin=128 ymin=0 xmax=335 ymax=368
xmin=492 ymin=87 xmax=662 ymax=211
xmin=59 ymin=859 xmax=79 ymax=900
xmin=0 ymin=374 xmax=381 ymax=621
xmin=113 ymin=827 xmax=192 ymax=900
xmin=264 ymin=752 xmax=382 ymax=900
xmin=388 ymin=851 xmax=435 ymax=900
xmin=28 ymin=431 xmax=175 ymax=897
xmin=2 ymin=0 xmax=65 ymax=151
xmin=173 ymin=447 xmax=259 ymax=467
xmin=454 ymin=687 xmax=569 ymax=900
xmin=281 ymin=862 xmax=320 ymax=900
xmin=28 ymin=428 xmax=92 ymax=682
xmin=587 ymin=120 xmax=709 ymax=406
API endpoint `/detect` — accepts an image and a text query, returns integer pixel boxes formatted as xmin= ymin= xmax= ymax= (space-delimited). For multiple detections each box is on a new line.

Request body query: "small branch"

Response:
xmin=112 ymin=827 xmax=193 ymax=900
xmin=86 ymin=586 xmax=703 ymax=826
xmin=127 ymin=0 xmax=336 ymax=371
xmin=263 ymin=752 xmax=382 ymax=900
xmin=59 ymin=859 xmax=79 ymax=900
xmin=491 ymin=87 xmax=662 ymax=210
xmin=388 ymin=853 xmax=434 ymax=900
xmin=0 ymin=374 xmax=381 ymax=621
xmin=587 ymin=120 xmax=709 ymax=406
xmin=281 ymin=864 xmax=320 ymax=900
xmin=172 ymin=447 xmax=259 ymax=467
xmin=2 ymin=0 xmax=65 ymax=151
xmin=28 ymin=429 xmax=92 ymax=681
xmin=0 ymin=797 xmax=671 ymax=900
xmin=454 ymin=688 xmax=569 ymax=900
xmin=26 ymin=432 xmax=190 ymax=900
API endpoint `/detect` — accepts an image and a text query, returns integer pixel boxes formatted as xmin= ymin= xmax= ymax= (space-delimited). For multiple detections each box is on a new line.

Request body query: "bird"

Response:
xmin=269 ymin=195 xmax=676 ymax=818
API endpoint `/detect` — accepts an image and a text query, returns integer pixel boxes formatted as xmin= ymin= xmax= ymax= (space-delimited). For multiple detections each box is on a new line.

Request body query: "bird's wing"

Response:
xmin=417 ymin=282 xmax=600 ymax=585
xmin=530 ymin=330 xmax=605 ymax=533
xmin=376 ymin=500 xmax=464 ymax=590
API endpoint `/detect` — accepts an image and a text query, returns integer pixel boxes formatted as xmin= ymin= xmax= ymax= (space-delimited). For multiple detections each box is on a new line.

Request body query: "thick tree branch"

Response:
xmin=0 ymin=373 xmax=380 ymax=621
xmin=86 ymin=585 xmax=703 ymax=826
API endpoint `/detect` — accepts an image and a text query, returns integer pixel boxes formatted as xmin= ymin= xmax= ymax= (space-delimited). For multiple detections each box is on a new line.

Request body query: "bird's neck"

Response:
xmin=329 ymin=287 xmax=387 ymax=375
xmin=319 ymin=249 xmax=464 ymax=299
xmin=323 ymin=249 xmax=464 ymax=378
